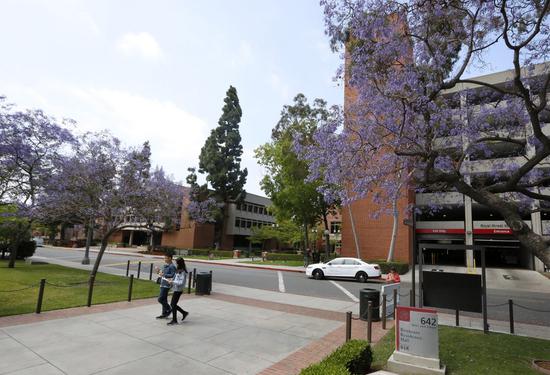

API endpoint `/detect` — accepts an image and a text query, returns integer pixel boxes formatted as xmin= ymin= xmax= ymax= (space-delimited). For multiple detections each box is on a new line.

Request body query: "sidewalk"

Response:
xmin=0 ymin=289 xmax=387 ymax=375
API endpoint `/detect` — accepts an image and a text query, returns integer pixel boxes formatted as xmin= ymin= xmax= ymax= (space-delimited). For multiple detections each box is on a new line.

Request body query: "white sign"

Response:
xmin=396 ymin=306 xmax=439 ymax=359
xmin=380 ymin=283 xmax=400 ymax=319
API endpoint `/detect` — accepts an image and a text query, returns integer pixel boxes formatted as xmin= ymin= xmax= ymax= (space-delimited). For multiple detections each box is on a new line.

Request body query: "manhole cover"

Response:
xmin=503 ymin=275 xmax=518 ymax=280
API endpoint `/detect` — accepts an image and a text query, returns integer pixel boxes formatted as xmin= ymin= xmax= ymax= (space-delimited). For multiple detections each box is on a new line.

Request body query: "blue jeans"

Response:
xmin=158 ymin=287 xmax=171 ymax=315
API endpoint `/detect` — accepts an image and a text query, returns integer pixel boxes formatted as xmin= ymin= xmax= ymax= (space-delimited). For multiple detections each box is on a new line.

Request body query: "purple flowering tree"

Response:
xmin=0 ymin=96 xmax=75 ymax=267
xmin=38 ymin=132 xmax=182 ymax=301
xmin=303 ymin=1 xmax=550 ymax=266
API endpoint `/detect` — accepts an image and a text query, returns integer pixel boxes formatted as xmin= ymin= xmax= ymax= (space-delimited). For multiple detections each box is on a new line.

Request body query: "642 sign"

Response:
xmin=396 ymin=306 xmax=439 ymax=359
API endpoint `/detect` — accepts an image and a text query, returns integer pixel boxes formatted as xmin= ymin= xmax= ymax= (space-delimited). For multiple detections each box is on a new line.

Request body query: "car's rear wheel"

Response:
xmin=356 ymin=271 xmax=368 ymax=283
xmin=313 ymin=269 xmax=324 ymax=280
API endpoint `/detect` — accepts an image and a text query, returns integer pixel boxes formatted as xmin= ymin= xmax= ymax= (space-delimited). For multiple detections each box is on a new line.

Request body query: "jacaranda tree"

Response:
xmin=301 ymin=1 xmax=550 ymax=266
xmin=38 ymin=132 xmax=182 ymax=302
xmin=0 ymin=96 xmax=75 ymax=267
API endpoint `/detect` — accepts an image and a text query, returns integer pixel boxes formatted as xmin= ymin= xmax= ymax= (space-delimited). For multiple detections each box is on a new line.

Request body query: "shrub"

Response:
xmin=299 ymin=340 xmax=372 ymax=375
xmin=17 ymin=240 xmax=37 ymax=259
xmin=155 ymin=246 xmax=176 ymax=256
xmin=300 ymin=362 xmax=349 ymax=375
xmin=369 ymin=260 xmax=409 ymax=274
xmin=326 ymin=340 xmax=372 ymax=375
xmin=266 ymin=253 xmax=303 ymax=261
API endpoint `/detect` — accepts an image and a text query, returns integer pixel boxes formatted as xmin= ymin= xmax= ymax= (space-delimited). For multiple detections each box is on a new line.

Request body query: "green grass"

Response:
xmin=0 ymin=260 xmax=160 ymax=316
xmin=182 ymin=255 xmax=229 ymax=260
xmin=241 ymin=260 xmax=304 ymax=267
xmin=371 ymin=326 xmax=550 ymax=374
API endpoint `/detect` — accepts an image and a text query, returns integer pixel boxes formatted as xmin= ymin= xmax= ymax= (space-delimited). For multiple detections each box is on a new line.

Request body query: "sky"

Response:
xmin=0 ymin=0 xmax=344 ymax=195
xmin=0 ymin=1 xmax=516 ymax=196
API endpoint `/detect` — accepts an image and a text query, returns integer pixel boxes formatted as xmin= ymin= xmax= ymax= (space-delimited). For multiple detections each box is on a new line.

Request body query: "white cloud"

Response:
xmin=116 ymin=32 xmax=164 ymax=61
xmin=268 ymin=72 xmax=291 ymax=101
xmin=231 ymin=41 xmax=254 ymax=67
xmin=241 ymin=147 xmax=265 ymax=196
xmin=68 ymin=88 xmax=207 ymax=182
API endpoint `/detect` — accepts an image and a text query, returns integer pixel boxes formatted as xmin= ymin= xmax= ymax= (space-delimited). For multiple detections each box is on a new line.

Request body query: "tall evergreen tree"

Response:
xmin=198 ymin=86 xmax=247 ymax=248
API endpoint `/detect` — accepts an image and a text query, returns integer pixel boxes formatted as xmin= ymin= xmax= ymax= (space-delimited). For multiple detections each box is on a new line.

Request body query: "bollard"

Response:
xmin=509 ymin=299 xmax=514 ymax=334
xmin=382 ymin=294 xmax=387 ymax=329
xmin=128 ymin=275 xmax=134 ymax=302
xmin=149 ymin=263 xmax=153 ymax=281
xmin=192 ymin=268 xmax=197 ymax=288
xmin=36 ymin=278 xmax=46 ymax=314
xmin=345 ymin=311 xmax=352 ymax=342
xmin=455 ymin=306 xmax=460 ymax=326
xmin=126 ymin=260 xmax=130 ymax=277
xmin=87 ymin=275 xmax=95 ymax=307
xmin=187 ymin=270 xmax=192 ymax=294
xmin=137 ymin=261 xmax=141 ymax=279
xmin=393 ymin=289 xmax=398 ymax=318
xmin=367 ymin=301 xmax=373 ymax=343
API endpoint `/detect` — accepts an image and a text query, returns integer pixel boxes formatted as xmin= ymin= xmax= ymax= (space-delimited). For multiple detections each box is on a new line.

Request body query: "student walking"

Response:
xmin=167 ymin=257 xmax=189 ymax=325
xmin=156 ymin=254 xmax=176 ymax=319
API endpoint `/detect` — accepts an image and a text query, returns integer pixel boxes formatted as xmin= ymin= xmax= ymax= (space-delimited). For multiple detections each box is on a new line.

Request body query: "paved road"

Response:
xmin=34 ymin=247 xmax=550 ymax=326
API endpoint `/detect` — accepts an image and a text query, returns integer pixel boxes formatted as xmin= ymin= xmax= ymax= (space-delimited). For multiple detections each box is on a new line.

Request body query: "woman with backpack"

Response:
xmin=166 ymin=257 xmax=189 ymax=325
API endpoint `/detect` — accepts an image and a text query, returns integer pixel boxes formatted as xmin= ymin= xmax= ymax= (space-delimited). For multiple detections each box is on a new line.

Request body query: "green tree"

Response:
xmin=255 ymin=94 xmax=338 ymax=258
xmin=198 ymin=86 xmax=248 ymax=248
xmin=248 ymin=219 xmax=302 ymax=250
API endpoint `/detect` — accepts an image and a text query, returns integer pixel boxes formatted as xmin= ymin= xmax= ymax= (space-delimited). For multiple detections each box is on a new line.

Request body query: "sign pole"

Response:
xmin=481 ymin=246 xmax=488 ymax=333
xmin=418 ymin=246 xmax=423 ymax=308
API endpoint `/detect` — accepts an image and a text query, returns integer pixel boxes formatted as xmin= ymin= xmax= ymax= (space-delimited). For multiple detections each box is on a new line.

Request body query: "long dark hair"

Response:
xmin=176 ymin=257 xmax=187 ymax=273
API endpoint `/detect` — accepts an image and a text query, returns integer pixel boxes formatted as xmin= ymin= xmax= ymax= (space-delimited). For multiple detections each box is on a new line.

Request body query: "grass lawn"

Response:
xmin=0 ymin=260 xmax=160 ymax=316
xmin=242 ymin=260 xmax=304 ymax=267
xmin=182 ymin=255 xmax=230 ymax=260
xmin=371 ymin=326 xmax=550 ymax=374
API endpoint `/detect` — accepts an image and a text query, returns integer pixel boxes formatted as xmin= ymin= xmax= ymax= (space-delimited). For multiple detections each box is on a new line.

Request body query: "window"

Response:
xmin=235 ymin=219 xmax=240 ymax=227
xmin=330 ymin=222 xmax=341 ymax=234
xmin=328 ymin=259 xmax=344 ymax=266
xmin=246 ymin=220 xmax=252 ymax=228
xmin=248 ymin=204 xmax=253 ymax=212
xmin=240 ymin=219 xmax=246 ymax=228
xmin=254 ymin=206 xmax=258 ymax=213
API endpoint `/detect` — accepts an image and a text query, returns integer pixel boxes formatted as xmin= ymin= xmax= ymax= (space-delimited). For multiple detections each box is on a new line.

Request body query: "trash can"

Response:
xmin=359 ymin=288 xmax=380 ymax=322
xmin=195 ymin=271 xmax=212 ymax=295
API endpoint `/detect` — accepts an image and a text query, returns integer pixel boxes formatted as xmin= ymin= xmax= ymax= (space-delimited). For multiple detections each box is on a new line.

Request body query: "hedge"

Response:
xmin=300 ymin=340 xmax=372 ymax=375
xmin=369 ymin=260 xmax=409 ymax=275
xmin=266 ymin=253 xmax=303 ymax=261
xmin=300 ymin=362 xmax=349 ymax=375
xmin=183 ymin=249 xmax=234 ymax=258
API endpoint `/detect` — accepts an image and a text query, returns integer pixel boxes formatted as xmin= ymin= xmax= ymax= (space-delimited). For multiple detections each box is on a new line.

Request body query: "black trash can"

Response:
xmin=359 ymin=288 xmax=380 ymax=322
xmin=195 ymin=271 xmax=212 ymax=295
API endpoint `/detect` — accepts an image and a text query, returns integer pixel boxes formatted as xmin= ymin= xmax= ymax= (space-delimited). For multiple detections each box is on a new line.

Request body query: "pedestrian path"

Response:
xmin=0 ymin=290 xmax=389 ymax=375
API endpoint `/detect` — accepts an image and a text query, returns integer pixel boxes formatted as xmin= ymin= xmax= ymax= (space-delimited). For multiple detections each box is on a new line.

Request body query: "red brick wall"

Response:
xmin=341 ymin=193 xmax=411 ymax=263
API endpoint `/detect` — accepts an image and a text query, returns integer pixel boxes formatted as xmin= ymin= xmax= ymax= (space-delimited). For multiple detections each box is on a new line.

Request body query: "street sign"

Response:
xmin=395 ymin=306 xmax=439 ymax=359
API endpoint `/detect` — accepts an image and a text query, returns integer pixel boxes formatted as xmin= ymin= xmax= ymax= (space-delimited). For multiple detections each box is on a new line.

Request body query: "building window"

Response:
xmin=253 ymin=206 xmax=258 ymax=213
xmin=248 ymin=204 xmax=253 ymax=212
xmin=235 ymin=219 xmax=240 ymax=227
xmin=330 ymin=222 xmax=341 ymax=234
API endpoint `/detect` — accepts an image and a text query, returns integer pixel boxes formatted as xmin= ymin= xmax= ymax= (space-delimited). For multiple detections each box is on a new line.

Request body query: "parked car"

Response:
xmin=306 ymin=257 xmax=381 ymax=282
xmin=32 ymin=237 xmax=44 ymax=247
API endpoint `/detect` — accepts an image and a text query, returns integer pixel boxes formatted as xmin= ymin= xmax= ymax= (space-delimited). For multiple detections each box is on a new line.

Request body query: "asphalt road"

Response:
xmin=34 ymin=246 xmax=550 ymax=326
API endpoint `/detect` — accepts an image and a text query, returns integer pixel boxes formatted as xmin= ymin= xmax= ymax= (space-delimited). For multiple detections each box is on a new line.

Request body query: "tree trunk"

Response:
xmin=387 ymin=197 xmax=399 ymax=262
xmin=348 ymin=205 xmax=361 ymax=259
xmin=303 ymin=222 xmax=310 ymax=253
xmin=87 ymin=234 xmax=111 ymax=305
xmin=82 ymin=221 xmax=92 ymax=265
xmin=454 ymin=180 xmax=550 ymax=267
xmin=322 ymin=211 xmax=330 ymax=261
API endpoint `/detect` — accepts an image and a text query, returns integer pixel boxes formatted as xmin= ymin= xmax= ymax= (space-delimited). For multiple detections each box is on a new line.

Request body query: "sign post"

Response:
xmin=387 ymin=306 xmax=446 ymax=374
xmin=380 ymin=283 xmax=400 ymax=320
